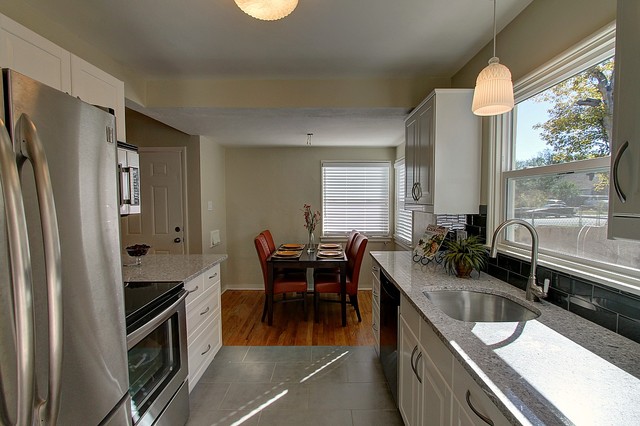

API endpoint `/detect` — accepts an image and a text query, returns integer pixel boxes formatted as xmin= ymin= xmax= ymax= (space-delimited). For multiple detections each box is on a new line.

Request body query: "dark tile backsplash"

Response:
xmin=466 ymin=206 xmax=640 ymax=345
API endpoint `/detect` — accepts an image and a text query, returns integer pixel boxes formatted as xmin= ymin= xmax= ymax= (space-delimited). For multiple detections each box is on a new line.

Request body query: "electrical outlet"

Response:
xmin=210 ymin=230 xmax=221 ymax=247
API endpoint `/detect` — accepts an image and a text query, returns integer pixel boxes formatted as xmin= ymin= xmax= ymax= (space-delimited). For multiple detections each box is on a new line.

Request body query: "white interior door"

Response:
xmin=121 ymin=148 xmax=186 ymax=255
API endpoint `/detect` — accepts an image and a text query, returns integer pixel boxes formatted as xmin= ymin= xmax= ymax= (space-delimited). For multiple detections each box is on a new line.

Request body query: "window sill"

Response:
xmin=393 ymin=238 xmax=412 ymax=251
xmin=321 ymin=235 xmax=392 ymax=244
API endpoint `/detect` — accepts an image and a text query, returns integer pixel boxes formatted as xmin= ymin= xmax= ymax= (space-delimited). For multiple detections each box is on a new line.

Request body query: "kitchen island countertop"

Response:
xmin=122 ymin=253 xmax=227 ymax=283
xmin=371 ymin=250 xmax=640 ymax=426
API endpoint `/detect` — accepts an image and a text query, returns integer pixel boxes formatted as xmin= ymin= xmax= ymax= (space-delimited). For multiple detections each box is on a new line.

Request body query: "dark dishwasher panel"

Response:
xmin=379 ymin=271 xmax=400 ymax=404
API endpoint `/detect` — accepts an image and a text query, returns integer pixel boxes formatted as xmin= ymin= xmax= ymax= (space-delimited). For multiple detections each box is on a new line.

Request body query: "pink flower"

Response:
xmin=302 ymin=204 xmax=321 ymax=233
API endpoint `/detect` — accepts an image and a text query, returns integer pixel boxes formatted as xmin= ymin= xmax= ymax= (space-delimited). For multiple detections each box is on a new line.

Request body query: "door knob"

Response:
xmin=174 ymin=237 xmax=181 ymax=243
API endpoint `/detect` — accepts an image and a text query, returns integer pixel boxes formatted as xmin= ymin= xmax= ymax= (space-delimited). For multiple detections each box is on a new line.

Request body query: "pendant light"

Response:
xmin=472 ymin=0 xmax=514 ymax=116
xmin=234 ymin=0 xmax=298 ymax=21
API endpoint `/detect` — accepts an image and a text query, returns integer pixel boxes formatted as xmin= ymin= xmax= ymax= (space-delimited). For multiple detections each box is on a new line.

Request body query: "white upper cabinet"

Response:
xmin=608 ymin=0 xmax=640 ymax=240
xmin=0 ymin=13 xmax=126 ymax=142
xmin=404 ymin=89 xmax=481 ymax=214
xmin=0 ymin=15 xmax=71 ymax=92
xmin=71 ymin=55 xmax=126 ymax=142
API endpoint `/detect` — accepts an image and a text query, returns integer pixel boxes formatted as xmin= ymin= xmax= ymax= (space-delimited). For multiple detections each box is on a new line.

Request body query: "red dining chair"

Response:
xmin=261 ymin=229 xmax=276 ymax=254
xmin=313 ymin=233 xmax=368 ymax=323
xmin=344 ymin=229 xmax=359 ymax=256
xmin=316 ymin=229 xmax=359 ymax=275
xmin=261 ymin=229 xmax=298 ymax=274
xmin=254 ymin=233 xmax=308 ymax=323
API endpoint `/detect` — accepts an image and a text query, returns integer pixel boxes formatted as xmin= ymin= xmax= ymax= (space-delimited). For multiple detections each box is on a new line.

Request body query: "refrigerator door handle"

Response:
xmin=0 ymin=119 xmax=36 ymax=426
xmin=16 ymin=114 xmax=63 ymax=425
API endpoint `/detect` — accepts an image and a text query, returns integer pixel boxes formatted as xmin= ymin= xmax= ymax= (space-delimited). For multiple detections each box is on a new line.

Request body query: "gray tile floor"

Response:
xmin=187 ymin=346 xmax=403 ymax=426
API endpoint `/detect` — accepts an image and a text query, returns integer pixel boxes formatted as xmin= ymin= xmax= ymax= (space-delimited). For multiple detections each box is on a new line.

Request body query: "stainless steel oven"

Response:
xmin=125 ymin=282 xmax=189 ymax=426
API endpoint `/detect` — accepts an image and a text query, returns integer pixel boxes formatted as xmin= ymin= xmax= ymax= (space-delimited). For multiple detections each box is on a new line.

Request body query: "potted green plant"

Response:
xmin=442 ymin=235 xmax=488 ymax=278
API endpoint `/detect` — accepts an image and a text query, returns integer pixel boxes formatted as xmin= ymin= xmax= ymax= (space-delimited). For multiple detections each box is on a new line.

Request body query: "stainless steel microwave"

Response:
xmin=117 ymin=142 xmax=140 ymax=215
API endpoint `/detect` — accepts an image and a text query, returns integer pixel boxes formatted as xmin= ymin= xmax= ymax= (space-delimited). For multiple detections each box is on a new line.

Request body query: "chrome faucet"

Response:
xmin=490 ymin=219 xmax=547 ymax=302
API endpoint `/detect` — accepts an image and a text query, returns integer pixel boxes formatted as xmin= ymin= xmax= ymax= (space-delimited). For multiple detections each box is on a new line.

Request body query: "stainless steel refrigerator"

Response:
xmin=0 ymin=69 xmax=131 ymax=425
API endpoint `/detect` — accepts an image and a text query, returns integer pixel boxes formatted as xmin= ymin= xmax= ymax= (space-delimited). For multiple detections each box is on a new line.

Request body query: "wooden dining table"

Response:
xmin=266 ymin=244 xmax=348 ymax=327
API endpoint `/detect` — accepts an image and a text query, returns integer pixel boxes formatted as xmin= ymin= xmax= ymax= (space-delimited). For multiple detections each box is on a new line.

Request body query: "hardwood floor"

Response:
xmin=222 ymin=290 xmax=375 ymax=346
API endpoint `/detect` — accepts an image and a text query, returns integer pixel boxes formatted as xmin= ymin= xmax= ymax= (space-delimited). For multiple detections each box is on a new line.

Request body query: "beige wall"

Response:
xmin=225 ymin=146 xmax=396 ymax=290
xmin=452 ymin=0 xmax=616 ymax=206
xmin=124 ymin=109 xmax=203 ymax=253
xmin=198 ymin=136 xmax=228 ymax=280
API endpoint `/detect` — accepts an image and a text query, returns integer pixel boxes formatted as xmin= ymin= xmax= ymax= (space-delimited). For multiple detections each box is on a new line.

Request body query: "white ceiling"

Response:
xmin=20 ymin=0 xmax=532 ymax=147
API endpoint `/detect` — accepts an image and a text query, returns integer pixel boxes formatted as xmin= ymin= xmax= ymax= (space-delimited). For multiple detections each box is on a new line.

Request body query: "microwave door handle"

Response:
xmin=121 ymin=167 xmax=131 ymax=205
xmin=117 ymin=163 xmax=124 ymax=205
xmin=0 ymin=119 xmax=36 ymax=426
xmin=17 ymin=114 xmax=63 ymax=426
xmin=129 ymin=166 xmax=139 ymax=206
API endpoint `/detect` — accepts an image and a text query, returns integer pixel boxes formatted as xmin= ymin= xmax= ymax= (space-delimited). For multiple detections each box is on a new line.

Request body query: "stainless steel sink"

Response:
xmin=423 ymin=290 xmax=540 ymax=322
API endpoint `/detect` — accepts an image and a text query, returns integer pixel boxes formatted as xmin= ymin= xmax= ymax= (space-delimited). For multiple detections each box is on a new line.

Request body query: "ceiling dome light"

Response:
xmin=472 ymin=0 xmax=514 ymax=116
xmin=234 ymin=0 xmax=298 ymax=21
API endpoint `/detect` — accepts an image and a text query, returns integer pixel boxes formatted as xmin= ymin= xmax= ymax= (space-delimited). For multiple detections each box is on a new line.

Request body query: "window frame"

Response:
xmin=321 ymin=160 xmax=392 ymax=238
xmin=489 ymin=22 xmax=640 ymax=294
xmin=394 ymin=158 xmax=413 ymax=246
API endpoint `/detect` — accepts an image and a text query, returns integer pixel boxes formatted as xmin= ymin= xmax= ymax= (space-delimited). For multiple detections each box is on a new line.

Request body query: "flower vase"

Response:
xmin=307 ymin=231 xmax=315 ymax=253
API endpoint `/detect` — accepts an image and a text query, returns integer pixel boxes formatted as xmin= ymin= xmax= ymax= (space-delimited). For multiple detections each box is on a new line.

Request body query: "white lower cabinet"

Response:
xmin=399 ymin=295 xmax=509 ymax=426
xmin=452 ymin=360 xmax=510 ymax=426
xmin=399 ymin=313 xmax=423 ymax=425
xmin=185 ymin=264 xmax=222 ymax=392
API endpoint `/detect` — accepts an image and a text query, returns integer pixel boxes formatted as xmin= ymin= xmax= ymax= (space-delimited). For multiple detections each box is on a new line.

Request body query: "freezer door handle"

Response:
xmin=17 ymin=114 xmax=63 ymax=425
xmin=0 ymin=119 xmax=36 ymax=426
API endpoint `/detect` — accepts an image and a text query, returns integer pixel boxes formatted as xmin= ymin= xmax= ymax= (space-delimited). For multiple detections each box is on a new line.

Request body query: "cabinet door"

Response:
xmin=421 ymin=352 xmax=451 ymax=425
xmin=609 ymin=0 xmax=640 ymax=239
xmin=405 ymin=114 xmax=418 ymax=204
xmin=405 ymin=96 xmax=435 ymax=208
xmin=399 ymin=315 xmax=422 ymax=426
xmin=416 ymin=96 xmax=435 ymax=206
xmin=0 ymin=15 xmax=71 ymax=92
xmin=70 ymin=55 xmax=126 ymax=142
xmin=452 ymin=359 xmax=510 ymax=426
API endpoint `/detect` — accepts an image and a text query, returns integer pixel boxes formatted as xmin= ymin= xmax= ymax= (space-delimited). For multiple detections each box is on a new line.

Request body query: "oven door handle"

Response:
xmin=127 ymin=290 xmax=188 ymax=348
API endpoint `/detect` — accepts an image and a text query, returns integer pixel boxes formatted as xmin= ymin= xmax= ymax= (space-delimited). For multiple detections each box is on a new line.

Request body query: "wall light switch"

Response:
xmin=207 ymin=201 xmax=213 ymax=211
xmin=210 ymin=230 xmax=221 ymax=247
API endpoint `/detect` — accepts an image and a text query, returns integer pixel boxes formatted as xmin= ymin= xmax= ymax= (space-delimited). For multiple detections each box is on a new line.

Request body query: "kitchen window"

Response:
xmin=322 ymin=161 xmax=390 ymax=237
xmin=394 ymin=159 xmax=412 ymax=245
xmin=491 ymin=23 xmax=640 ymax=291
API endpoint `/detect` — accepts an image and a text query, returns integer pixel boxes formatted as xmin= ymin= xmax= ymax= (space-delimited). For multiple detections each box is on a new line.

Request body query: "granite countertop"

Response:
xmin=122 ymin=254 xmax=228 ymax=283
xmin=371 ymin=251 xmax=640 ymax=426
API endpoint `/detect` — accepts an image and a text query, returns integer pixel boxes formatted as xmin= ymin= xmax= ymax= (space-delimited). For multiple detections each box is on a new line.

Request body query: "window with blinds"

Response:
xmin=321 ymin=161 xmax=391 ymax=237
xmin=394 ymin=159 xmax=413 ymax=245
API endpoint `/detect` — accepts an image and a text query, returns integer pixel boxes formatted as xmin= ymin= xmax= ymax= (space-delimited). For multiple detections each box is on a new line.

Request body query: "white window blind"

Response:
xmin=394 ymin=159 xmax=412 ymax=245
xmin=322 ymin=161 xmax=390 ymax=237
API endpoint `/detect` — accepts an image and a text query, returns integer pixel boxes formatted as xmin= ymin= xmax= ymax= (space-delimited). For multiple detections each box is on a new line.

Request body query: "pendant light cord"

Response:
xmin=492 ymin=0 xmax=497 ymax=58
